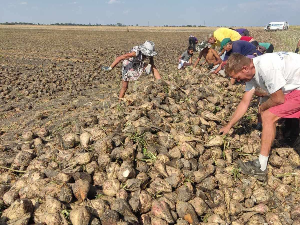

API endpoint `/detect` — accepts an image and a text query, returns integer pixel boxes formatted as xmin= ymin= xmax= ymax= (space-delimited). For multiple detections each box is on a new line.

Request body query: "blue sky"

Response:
xmin=0 ymin=0 xmax=299 ymax=26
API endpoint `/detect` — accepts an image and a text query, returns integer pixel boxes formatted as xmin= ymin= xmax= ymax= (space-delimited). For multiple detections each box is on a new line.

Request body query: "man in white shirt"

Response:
xmin=220 ymin=52 xmax=300 ymax=181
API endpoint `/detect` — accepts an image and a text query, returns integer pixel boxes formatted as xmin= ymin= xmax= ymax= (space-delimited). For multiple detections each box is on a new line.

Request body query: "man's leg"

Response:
xmin=119 ymin=80 xmax=129 ymax=99
xmin=189 ymin=38 xmax=193 ymax=47
xmin=182 ymin=62 xmax=192 ymax=68
xmin=257 ymin=110 xmax=281 ymax=171
xmin=261 ymin=110 xmax=281 ymax=156
xmin=238 ymin=109 xmax=280 ymax=180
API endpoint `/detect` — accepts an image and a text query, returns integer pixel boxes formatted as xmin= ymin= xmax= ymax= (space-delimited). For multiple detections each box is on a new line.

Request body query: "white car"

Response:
xmin=264 ymin=22 xmax=289 ymax=31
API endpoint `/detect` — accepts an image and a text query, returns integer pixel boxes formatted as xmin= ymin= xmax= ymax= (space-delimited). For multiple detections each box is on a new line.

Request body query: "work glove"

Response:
xmin=145 ymin=64 xmax=152 ymax=75
xmin=102 ymin=66 xmax=112 ymax=72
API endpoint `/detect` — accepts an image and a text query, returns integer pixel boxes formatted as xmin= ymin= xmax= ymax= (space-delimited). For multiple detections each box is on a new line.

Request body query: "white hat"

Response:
xmin=139 ymin=41 xmax=157 ymax=56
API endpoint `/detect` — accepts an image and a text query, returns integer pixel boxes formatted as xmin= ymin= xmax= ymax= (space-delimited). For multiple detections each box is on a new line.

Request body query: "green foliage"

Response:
xmin=131 ymin=133 xmax=147 ymax=147
xmin=222 ymin=135 xmax=230 ymax=152
xmin=141 ymin=147 xmax=157 ymax=164
xmin=184 ymin=176 xmax=194 ymax=184
xmin=214 ymin=106 xmax=221 ymax=113
xmin=201 ymin=213 xmax=211 ymax=223
xmin=116 ymin=103 xmax=124 ymax=113
xmin=163 ymin=86 xmax=169 ymax=94
xmin=131 ymin=133 xmax=156 ymax=164
xmin=232 ymin=167 xmax=241 ymax=181
xmin=95 ymin=193 xmax=104 ymax=199
xmin=61 ymin=209 xmax=71 ymax=221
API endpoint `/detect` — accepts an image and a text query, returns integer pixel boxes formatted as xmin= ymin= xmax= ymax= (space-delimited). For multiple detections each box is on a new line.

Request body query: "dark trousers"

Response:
xmin=266 ymin=44 xmax=274 ymax=53
xmin=189 ymin=37 xmax=196 ymax=51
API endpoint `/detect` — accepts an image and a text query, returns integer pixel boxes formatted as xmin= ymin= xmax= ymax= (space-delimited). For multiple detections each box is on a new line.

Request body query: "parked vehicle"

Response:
xmin=264 ymin=22 xmax=289 ymax=31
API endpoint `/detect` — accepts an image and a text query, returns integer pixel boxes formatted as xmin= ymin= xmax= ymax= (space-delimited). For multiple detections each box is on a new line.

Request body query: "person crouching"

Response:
xmin=178 ymin=46 xmax=194 ymax=70
xmin=102 ymin=41 xmax=161 ymax=99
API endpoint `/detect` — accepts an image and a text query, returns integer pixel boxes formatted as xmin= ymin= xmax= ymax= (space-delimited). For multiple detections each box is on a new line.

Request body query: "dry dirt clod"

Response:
xmin=34 ymin=196 xmax=67 ymax=224
xmin=176 ymin=201 xmax=199 ymax=225
xmin=266 ymin=212 xmax=282 ymax=225
xmin=63 ymin=133 xmax=80 ymax=149
xmin=205 ymin=135 xmax=224 ymax=147
xmin=176 ymin=184 xmax=193 ymax=202
xmin=189 ymin=197 xmax=208 ymax=216
xmin=3 ymin=190 xmax=19 ymax=206
xmin=207 ymin=214 xmax=226 ymax=224
xmin=102 ymin=179 xmax=120 ymax=197
xmin=36 ymin=127 xmax=49 ymax=138
xmin=291 ymin=205 xmax=300 ymax=220
xmin=111 ymin=198 xmax=138 ymax=223
xmin=151 ymin=216 xmax=168 ymax=225
xmin=2 ymin=198 xmax=33 ymax=225
xmin=252 ymin=187 xmax=271 ymax=204
xmin=88 ymin=198 xmax=110 ymax=218
xmin=139 ymin=191 xmax=152 ymax=213
xmin=150 ymin=178 xmax=172 ymax=193
xmin=151 ymin=200 xmax=174 ymax=224
xmin=70 ymin=206 xmax=91 ymax=225
xmin=22 ymin=130 xmax=34 ymax=141
xmin=100 ymin=210 xmax=120 ymax=225
xmin=80 ymin=132 xmax=92 ymax=148
xmin=72 ymin=179 xmax=91 ymax=202
xmin=76 ymin=152 xmax=92 ymax=165
xmin=59 ymin=185 xmax=73 ymax=203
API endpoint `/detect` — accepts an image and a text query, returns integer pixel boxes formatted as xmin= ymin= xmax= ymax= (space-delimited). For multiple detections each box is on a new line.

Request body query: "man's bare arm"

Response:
xmin=255 ymin=88 xmax=269 ymax=97
xmin=218 ymin=48 xmax=225 ymax=56
xmin=110 ymin=52 xmax=136 ymax=68
xmin=193 ymin=58 xmax=200 ymax=68
xmin=220 ymin=89 xmax=255 ymax=134
xmin=260 ymin=89 xmax=285 ymax=112
xmin=193 ymin=52 xmax=203 ymax=68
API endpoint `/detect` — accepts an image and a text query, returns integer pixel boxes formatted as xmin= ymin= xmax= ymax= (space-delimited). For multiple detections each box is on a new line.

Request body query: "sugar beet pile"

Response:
xmin=0 ymin=28 xmax=300 ymax=225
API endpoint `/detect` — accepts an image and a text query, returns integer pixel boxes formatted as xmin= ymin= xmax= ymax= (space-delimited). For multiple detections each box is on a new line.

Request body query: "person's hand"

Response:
xmin=219 ymin=125 xmax=231 ymax=135
xmin=145 ymin=64 xmax=152 ymax=75
xmin=102 ymin=66 xmax=112 ymax=72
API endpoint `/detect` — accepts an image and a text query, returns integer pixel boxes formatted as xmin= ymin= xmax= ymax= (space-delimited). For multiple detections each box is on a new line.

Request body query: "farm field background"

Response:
xmin=1 ymin=25 xmax=299 ymax=131
xmin=0 ymin=25 xmax=300 ymax=224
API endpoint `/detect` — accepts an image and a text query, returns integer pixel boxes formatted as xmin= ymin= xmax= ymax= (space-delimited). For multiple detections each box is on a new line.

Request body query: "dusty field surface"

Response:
xmin=0 ymin=25 xmax=300 ymax=224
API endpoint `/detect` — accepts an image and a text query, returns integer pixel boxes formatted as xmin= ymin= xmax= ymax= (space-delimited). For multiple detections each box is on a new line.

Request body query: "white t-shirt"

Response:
xmin=245 ymin=52 xmax=300 ymax=94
